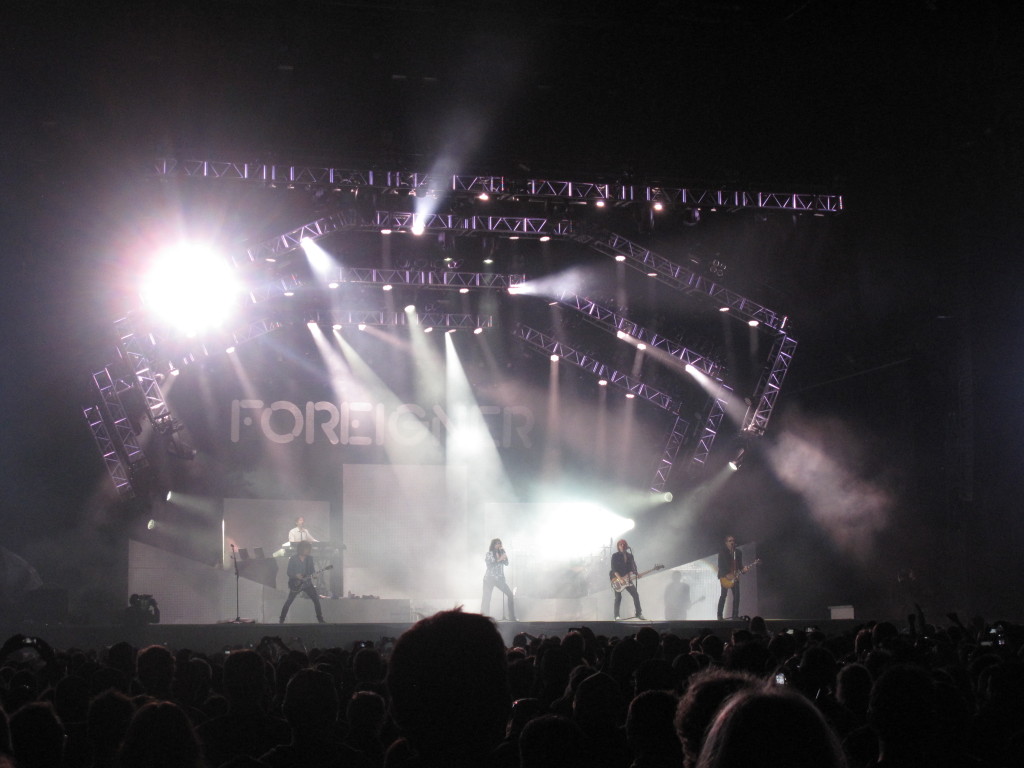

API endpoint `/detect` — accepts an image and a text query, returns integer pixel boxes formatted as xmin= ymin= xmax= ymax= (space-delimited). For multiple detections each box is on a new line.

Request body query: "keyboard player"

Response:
xmin=287 ymin=516 xmax=319 ymax=543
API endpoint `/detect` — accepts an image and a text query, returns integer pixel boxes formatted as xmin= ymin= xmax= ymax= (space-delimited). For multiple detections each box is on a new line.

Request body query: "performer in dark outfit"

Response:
xmin=717 ymin=535 xmax=743 ymax=620
xmin=279 ymin=540 xmax=325 ymax=624
xmin=611 ymin=538 xmax=644 ymax=620
xmin=481 ymin=538 xmax=517 ymax=621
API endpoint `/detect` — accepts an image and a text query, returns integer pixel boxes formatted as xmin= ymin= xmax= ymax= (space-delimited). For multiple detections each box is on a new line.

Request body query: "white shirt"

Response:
xmin=288 ymin=526 xmax=318 ymax=543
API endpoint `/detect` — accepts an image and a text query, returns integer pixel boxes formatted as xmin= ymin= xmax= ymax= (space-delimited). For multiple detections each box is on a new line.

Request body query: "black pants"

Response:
xmin=280 ymin=584 xmax=324 ymax=622
xmin=482 ymin=575 xmax=516 ymax=620
xmin=717 ymin=583 xmax=740 ymax=619
xmin=614 ymin=585 xmax=642 ymax=618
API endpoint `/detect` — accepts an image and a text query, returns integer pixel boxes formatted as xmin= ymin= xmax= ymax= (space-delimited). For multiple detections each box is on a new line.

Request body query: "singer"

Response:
xmin=610 ymin=538 xmax=644 ymax=620
xmin=481 ymin=538 xmax=517 ymax=621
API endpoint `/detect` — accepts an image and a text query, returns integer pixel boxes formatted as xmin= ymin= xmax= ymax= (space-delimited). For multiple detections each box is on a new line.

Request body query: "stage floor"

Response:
xmin=1 ymin=618 xmax=865 ymax=655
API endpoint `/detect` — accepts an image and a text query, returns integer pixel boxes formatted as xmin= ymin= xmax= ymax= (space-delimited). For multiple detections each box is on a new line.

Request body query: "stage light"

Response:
xmin=653 ymin=201 xmax=664 ymax=211
xmin=625 ymin=393 xmax=636 ymax=399
xmin=358 ymin=323 xmax=366 ymax=331
xmin=483 ymin=257 xmax=494 ymax=264
xmin=539 ymin=235 xmax=551 ymax=242
xmin=594 ymin=199 xmax=606 ymax=208
xmin=647 ymin=272 xmax=657 ymax=277
xmin=383 ymin=284 xmax=393 ymax=292
xmin=614 ymin=254 xmax=626 ymax=262
xmin=446 ymin=329 xmax=456 ymax=334
xmin=328 ymin=281 xmax=339 ymax=289
xmin=748 ymin=319 xmax=759 ymax=327
xmin=139 ymin=242 xmax=241 ymax=336
xmin=598 ymin=379 xmax=608 ymax=386
xmin=424 ymin=327 xmax=434 ymax=333
xmin=226 ymin=346 xmax=236 ymax=354
xmin=332 ymin=324 xmax=342 ymax=330
xmin=405 ymin=304 xmax=416 ymax=312
xmin=637 ymin=343 xmax=647 ymax=351
xmin=459 ymin=287 xmax=469 ymax=294
xmin=719 ymin=306 xmax=730 ymax=312
xmin=473 ymin=327 xmax=483 ymax=335
xmin=478 ymin=192 xmax=490 ymax=201
xmin=380 ymin=228 xmax=392 ymax=235
xmin=550 ymin=354 xmax=559 ymax=362
xmin=283 ymin=290 xmax=294 ymax=297
xmin=729 ymin=448 xmax=746 ymax=471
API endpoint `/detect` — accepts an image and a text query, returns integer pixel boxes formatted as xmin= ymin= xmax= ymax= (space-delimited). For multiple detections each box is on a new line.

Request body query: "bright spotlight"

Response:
xmin=446 ymin=329 xmax=456 ymax=334
xmin=483 ymin=258 xmax=494 ymax=265
xmin=332 ymin=324 xmax=342 ymax=330
xmin=139 ymin=242 xmax=241 ymax=335
xmin=719 ymin=306 xmax=730 ymax=312
xmin=728 ymin=448 xmax=746 ymax=471
xmin=748 ymin=319 xmax=760 ymax=327
xmin=226 ymin=346 xmax=236 ymax=354
xmin=625 ymin=393 xmax=636 ymax=399
xmin=382 ymin=284 xmax=393 ymax=292
xmin=595 ymin=199 xmax=606 ymax=208
xmin=647 ymin=272 xmax=657 ymax=277
xmin=381 ymin=228 xmax=393 ymax=235
xmin=598 ymin=379 xmax=608 ymax=386
xmin=614 ymin=254 xmax=626 ymax=262
xmin=404 ymin=304 xmax=416 ymax=312
xmin=411 ymin=221 xmax=425 ymax=236
xmin=616 ymin=330 xmax=627 ymax=340
xmin=539 ymin=235 xmax=551 ymax=242
xmin=661 ymin=492 xmax=673 ymax=503
xmin=637 ymin=343 xmax=647 ymax=351
xmin=473 ymin=327 xmax=483 ymax=335
xmin=165 ymin=491 xmax=173 ymax=501
xmin=478 ymin=192 xmax=490 ymax=201
xmin=424 ymin=327 xmax=434 ymax=333
xmin=358 ymin=323 xmax=367 ymax=331
xmin=653 ymin=201 xmax=664 ymax=211
xmin=550 ymin=354 xmax=559 ymax=362
xmin=147 ymin=519 xmax=157 ymax=531
xmin=328 ymin=281 xmax=339 ymax=289
xmin=459 ymin=287 xmax=469 ymax=294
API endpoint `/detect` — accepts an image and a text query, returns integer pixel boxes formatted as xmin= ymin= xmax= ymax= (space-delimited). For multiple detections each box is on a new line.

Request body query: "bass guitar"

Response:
xmin=719 ymin=558 xmax=760 ymax=589
xmin=288 ymin=564 xmax=333 ymax=591
xmin=610 ymin=564 xmax=664 ymax=592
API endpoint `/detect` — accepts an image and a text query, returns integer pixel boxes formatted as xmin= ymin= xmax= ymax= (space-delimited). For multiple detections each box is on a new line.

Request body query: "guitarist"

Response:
xmin=611 ymin=539 xmax=644 ymax=620
xmin=279 ymin=540 xmax=326 ymax=624
xmin=717 ymin=535 xmax=743 ymax=620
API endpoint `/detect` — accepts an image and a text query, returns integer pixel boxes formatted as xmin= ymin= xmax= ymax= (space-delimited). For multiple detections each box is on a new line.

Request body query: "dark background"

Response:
xmin=2 ymin=0 xmax=1022 ymax=622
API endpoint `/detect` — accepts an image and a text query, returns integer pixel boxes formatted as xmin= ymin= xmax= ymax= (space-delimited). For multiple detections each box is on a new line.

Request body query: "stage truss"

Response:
xmin=87 ymin=158 xmax=828 ymax=499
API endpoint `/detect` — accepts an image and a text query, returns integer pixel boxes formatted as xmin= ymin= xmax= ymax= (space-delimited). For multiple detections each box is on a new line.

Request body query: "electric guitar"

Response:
xmin=288 ymin=564 xmax=333 ymax=591
xmin=609 ymin=564 xmax=664 ymax=592
xmin=719 ymin=558 xmax=760 ymax=589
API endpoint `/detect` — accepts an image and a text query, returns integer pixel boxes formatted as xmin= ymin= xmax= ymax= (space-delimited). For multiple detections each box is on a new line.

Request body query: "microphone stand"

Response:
xmin=225 ymin=544 xmax=255 ymax=624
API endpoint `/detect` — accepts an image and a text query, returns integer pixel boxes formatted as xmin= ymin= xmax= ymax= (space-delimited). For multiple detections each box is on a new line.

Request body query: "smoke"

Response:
xmin=767 ymin=411 xmax=899 ymax=563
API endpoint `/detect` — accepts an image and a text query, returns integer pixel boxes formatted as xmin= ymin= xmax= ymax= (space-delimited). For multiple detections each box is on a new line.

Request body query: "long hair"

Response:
xmin=489 ymin=538 xmax=503 ymax=552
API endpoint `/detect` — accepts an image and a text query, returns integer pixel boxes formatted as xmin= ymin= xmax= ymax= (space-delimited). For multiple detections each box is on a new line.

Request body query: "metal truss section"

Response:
xmin=115 ymin=317 xmax=171 ymax=426
xmin=305 ymin=309 xmax=493 ymax=330
xmin=744 ymin=334 xmax=798 ymax=436
xmin=83 ymin=404 xmax=134 ymax=498
xmin=650 ymin=414 xmax=691 ymax=493
xmin=647 ymin=186 xmax=842 ymax=213
xmin=574 ymin=230 xmax=790 ymax=333
xmin=245 ymin=212 xmax=360 ymax=264
xmin=337 ymin=268 xmax=525 ymax=290
xmin=248 ymin=274 xmax=304 ymax=304
xmin=155 ymin=158 xmax=842 ymax=213
xmin=512 ymin=324 xmax=683 ymax=415
xmin=93 ymin=370 xmax=148 ymax=473
xmin=554 ymin=290 xmax=721 ymax=376
xmin=374 ymin=211 xmax=575 ymax=237
xmin=691 ymin=396 xmax=729 ymax=469
xmin=244 ymin=210 xmax=574 ymax=263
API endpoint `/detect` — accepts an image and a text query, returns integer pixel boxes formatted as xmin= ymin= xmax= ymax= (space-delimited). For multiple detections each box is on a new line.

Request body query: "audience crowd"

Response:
xmin=0 ymin=607 xmax=1021 ymax=768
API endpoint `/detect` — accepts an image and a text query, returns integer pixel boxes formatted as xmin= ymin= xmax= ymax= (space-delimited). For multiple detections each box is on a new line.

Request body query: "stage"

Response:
xmin=0 ymin=618 xmax=866 ymax=655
